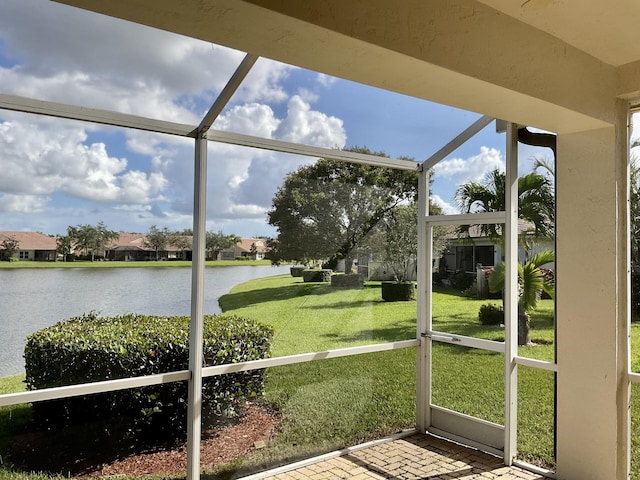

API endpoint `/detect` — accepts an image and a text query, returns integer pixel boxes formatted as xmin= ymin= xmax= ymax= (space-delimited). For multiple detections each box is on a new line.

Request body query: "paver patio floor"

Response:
xmin=262 ymin=433 xmax=549 ymax=480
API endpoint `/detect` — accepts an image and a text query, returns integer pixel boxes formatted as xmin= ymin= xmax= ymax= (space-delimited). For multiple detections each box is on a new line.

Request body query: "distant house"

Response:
xmin=105 ymin=233 xmax=193 ymax=261
xmin=219 ymin=238 xmax=268 ymax=260
xmin=0 ymin=231 xmax=57 ymax=261
xmin=441 ymin=221 xmax=554 ymax=274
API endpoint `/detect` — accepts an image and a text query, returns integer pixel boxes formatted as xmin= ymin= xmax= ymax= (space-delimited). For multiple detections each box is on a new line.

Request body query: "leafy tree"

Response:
xmin=264 ymin=237 xmax=281 ymax=265
xmin=0 ymin=235 xmax=19 ymax=261
xmin=205 ymin=231 xmax=240 ymax=260
xmin=455 ymin=168 xmax=555 ymax=241
xmin=67 ymin=222 xmax=118 ymax=261
xmin=488 ymin=250 xmax=555 ymax=345
xmin=56 ymin=235 xmax=73 ymax=261
xmin=360 ymin=200 xmax=447 ymax=282
xmin=169 ymin=233 xmax=192 ymax=257
xmin=267 ymin=148 xmax=418 ymax=272
xmin=91 ymin=222 xmax=119 ymax=261
xmin=144 ymin=225 xmax=171 ymax=261
xmin=67 ymin=224 xmax=95 ymax=258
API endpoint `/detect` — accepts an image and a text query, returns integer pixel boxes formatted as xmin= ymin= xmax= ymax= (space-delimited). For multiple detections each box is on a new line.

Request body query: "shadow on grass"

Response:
xmin=321 ymin=317 xmax=417 ymax=343
xmin=219 ymin=281 xmax=330 ymax=310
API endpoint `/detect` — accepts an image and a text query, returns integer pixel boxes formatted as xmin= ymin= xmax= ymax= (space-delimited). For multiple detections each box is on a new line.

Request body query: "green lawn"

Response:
xmin=1 ymin=273 xmax=639 ymax=478
xmin=219 ymin=275 xmax=557 ymax=472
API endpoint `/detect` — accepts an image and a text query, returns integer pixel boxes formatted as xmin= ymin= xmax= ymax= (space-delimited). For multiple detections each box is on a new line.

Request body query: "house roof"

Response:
xmin=0 ymin=231 xmax=57 ymax=250
xmin=108 ymin=233 xmax=192 ymax=252
xmin=236 ymin=238 xmax=267 ymax=254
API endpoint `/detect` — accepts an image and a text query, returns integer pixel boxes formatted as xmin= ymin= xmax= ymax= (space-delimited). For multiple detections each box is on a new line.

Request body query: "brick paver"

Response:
xmin=262 ymin=434 xmax=550 ymax=480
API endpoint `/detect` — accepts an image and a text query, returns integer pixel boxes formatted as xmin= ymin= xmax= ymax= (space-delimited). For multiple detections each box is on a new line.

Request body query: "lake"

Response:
xmin=0 ymin=264 xmax=288 ymax=377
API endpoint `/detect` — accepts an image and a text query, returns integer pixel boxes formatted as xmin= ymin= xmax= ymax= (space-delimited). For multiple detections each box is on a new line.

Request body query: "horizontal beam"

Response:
xmin=514 ymin=356 xmax=557 ymax=372
xmin=0 ymin=340 xmax=419 ymax=408
xmin=206 ymin=129 xmax=420 ymax=171
xmin=428 ymin=330 xmax=505 ymax=353
xmin=426 ymin=211 xmax=506 ymax=226
xmin=202 ymin=339 xmax=419 ymax=377
xmin=0 ymin=94 xmax=197 ymax=137
xmin=0 ymin=94 xmax=419 ymax=172
xmin=0 ymin=370 xmax=190 ymax=407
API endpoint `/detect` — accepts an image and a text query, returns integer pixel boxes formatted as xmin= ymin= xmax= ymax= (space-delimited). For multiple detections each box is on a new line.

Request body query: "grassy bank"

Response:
xmin=0 ymin=259 xmax=272 ymax=269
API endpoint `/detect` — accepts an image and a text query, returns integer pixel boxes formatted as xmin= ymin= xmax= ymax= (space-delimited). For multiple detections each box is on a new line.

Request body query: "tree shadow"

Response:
xmin=219 ymin=281 xmax=331 ymax=310
xmin=320 ymin=317 xmax=417 ymax=343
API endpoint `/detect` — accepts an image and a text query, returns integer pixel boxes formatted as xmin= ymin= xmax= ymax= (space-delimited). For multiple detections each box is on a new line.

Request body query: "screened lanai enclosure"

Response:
xmin=1 ymin=1 xmax=639 ymax=480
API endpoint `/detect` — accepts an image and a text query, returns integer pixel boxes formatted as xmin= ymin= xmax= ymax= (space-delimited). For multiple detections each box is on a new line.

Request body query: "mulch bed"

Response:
xmin=7 ymin=402 xmax=280 ymax=478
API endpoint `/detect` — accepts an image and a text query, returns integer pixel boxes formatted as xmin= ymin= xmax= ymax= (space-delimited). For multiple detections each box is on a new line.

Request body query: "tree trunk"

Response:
xmin=344 ymin=257 xmax=354 ymax=274
xmin=518 ymin=306 xmax=531 ymax=346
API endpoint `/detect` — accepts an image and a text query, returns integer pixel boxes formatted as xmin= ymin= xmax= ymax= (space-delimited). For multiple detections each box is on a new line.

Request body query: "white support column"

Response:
xmin=503 ymin=123 xmax=518 ymax=465
xmin=555 ymin=115 xmax=629 ymax=479
xmin=416 ymin=165 xmax=432 ymax=432
xmin=186 ymin=135 xmax=208 ymax=480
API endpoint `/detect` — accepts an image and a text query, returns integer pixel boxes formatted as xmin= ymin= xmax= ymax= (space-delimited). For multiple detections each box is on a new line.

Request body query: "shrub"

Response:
xmin=381 ymin=281 xmax=415 ymax=301
xmin=330 ymin=273 xmax=364 ymax=289
xmin=24 ymin=312 xmax=273 ymax=441
xmin=451 ymin=271 xmax=475 ymax=291
xmin=478 ymin=303 xmax=504 ymax=326
xmin=290 ymin=265 xmax=306 ymax=277
xmin=301 ymin=269 xmax=332 ymax=283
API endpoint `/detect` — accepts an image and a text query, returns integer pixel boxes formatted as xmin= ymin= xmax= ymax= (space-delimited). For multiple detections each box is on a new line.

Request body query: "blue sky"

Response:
xmin=0 ymin=0 xmax=554 ymax=238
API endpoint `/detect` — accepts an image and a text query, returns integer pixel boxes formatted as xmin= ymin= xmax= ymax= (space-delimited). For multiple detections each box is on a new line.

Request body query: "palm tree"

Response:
xmin=455 ymin=169 xmax=555 ymax=241
xmin=488 ymin=250 xmax=555 ymax=345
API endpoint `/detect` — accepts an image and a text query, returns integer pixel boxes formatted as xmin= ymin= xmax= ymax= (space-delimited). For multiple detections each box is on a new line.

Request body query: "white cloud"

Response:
xmin=0 ymin=194 xmax=49 ymax=213
xmin=275 ymin=95 xmax=346 ymax=147
xmin=433 ymin=147 xmax=504 ymax=185
xmin=431 ymin=194 xmax=458 ymax=215
xmin=0 ymin=0 xmax=346 ymax=236
xmin=316 ymin=73 xmax=337 ymax=88
xmin=0 ymin=0 xmax=294 ymax=124
xmin=0 ymin=120 xmax=168 ymax=204
xmin=214 ymin=103 xmax=281 ymax=137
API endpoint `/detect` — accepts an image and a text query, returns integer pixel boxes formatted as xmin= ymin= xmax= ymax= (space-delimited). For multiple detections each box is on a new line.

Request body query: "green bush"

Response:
xmin=330 ymin=273 xmax=364 ymax=288
xmin=381 ymin=281 xmax=415 ymax=301
xmin=301 ymin=269 xmax=332 ymax=283
xmin=451 ymin=271 xmax=475 ymax=291
xmin=478 ymin=303 xmax=504 ymax=326
xmin=24 ymin=312 xmax=273 ymax=441
xmin=290 ymin=265 xmax=306 ymax=277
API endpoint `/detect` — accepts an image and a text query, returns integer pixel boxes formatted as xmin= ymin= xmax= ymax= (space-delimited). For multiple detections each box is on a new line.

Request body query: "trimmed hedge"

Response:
xmin=331 ymin=273 xmax=364 ymax=289
xmin=24 ymin=312 xmax=273 ymax=440
xmin=290 ymin=265 xmax=306 ymax=277
xmin=381 ymin=281 xmax=415 ymax=301
xmin=301 ymin=269 xmax=332 ymax=283
xmin=478 ymin=303 xmax=504 ymax=325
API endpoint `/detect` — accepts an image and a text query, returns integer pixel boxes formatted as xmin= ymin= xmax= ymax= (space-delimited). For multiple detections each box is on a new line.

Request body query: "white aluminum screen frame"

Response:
xmin=0 ymin=68 xmax=420 ymax=480
xmin=0 ymin=67 xmax=560 ymax=480
xmin=415 ymin=119 xmax=558 ymax=468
